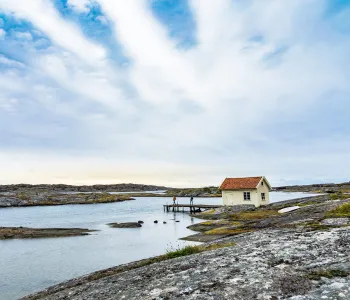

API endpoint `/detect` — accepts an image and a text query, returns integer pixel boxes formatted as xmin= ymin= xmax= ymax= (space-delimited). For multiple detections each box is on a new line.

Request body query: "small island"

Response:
xmin=107 ymin=222 xmax=142 ymax=228
xmin=0 ymin=227 xmax=95 ymax=240
xmin=0 ymin=191 xmax=135 ymax=208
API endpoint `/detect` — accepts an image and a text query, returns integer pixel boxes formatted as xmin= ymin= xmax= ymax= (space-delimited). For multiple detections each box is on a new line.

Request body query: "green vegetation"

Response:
xmin=205 ymin=227 xmax=253 ymax=235
xmin=304 ymin=223 xmax=333 ymax=231
xmin=326 ymin=202 xmax=350 ymax=218
xmin=229 ymin=209 xmax=279 ymax=220
xmin=200 ymin=220 xmax=242 ymax=226
xmin=18 ymin=192 xmax=30 ymax=201
xmin=307 ymin=269 xmax=349 ymax=280
xmin=329 ymin=192 xmax=349 ymax=201
xmin=201 ymin=209 xmax=216 ymax=215
xmin=165 ymin=242 xmax=236 ymax=259
xmin=165 ymin=245 xmax=202 ymax=258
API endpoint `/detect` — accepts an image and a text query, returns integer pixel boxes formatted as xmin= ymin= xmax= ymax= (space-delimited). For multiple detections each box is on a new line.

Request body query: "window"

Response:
xmin=261 ymin=193 xmax=266 ymax=200
xmin=243 ymin=192 xmax=251 ymax=200
xmin=261 ymin=181 xmax=264 ymax=186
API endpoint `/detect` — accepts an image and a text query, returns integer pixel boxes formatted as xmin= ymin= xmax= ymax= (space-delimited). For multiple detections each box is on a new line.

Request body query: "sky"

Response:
xmin=0 ymin=0 xmax=350 ymax=187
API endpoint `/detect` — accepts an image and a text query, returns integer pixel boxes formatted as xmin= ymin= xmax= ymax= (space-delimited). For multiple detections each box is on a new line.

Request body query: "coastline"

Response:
xmin=0 ymin=192 xmax=135 ymax=208
xmin=21 ymin=194 xmax=350 ymax=299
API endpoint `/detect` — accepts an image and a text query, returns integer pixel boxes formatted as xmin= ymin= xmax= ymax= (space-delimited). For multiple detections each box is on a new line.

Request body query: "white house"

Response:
xmin=220 ymin=176 xmax=271 ymax=207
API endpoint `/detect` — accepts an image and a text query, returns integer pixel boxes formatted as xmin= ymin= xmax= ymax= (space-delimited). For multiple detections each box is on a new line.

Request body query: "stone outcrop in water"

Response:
xmin=0 ymin=227 xmax=95 ymax=239
xmin=108 ymin=222 xmax=142 ymax=228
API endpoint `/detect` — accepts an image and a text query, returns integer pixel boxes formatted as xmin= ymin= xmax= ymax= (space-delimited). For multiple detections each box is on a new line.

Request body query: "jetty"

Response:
xmin=163 ymin=204 xmax=222 ymax=214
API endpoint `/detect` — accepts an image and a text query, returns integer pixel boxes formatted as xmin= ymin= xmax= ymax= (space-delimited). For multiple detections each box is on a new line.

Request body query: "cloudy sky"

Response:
xmin=0 ymin=0 xmax=349 ymax=187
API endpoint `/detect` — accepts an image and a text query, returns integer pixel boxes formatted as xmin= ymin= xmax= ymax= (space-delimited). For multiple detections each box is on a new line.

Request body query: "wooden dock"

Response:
xmin=163 ymin=204 xmax=222 ymax=214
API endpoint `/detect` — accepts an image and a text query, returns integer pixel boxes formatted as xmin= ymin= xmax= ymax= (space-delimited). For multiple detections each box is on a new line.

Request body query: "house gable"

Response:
xmin=257 ymin=177 xmax=272 ymax=191
xmin=219 ymin=176 xmax=262 ymax=190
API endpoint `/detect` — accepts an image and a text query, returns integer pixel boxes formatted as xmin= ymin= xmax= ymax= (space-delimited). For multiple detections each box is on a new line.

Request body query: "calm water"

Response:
xmin=0 ymin=192 xmax=316 ymax=299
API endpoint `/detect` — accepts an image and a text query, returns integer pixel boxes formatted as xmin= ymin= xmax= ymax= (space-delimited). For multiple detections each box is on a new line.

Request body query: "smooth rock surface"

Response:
xmin=321 ymin=218 xmax=349 ymax=226
xmin=23 ymin=227 xmax=350 ymax=300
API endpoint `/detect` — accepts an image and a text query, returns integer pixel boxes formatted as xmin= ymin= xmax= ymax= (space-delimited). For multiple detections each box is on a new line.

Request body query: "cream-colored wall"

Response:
xmin=256 ymin=179 xmax=270 ymax=205
xmin=222 ymin=189 xmax=259 ymax=206
xmin=222 ymin=178 xmax=270 ymax=207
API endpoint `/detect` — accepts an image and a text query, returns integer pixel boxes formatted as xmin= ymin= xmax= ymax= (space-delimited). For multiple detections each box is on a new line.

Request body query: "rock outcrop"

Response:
xmin=107 ymin=222 xmax=142 ymax=228
xmin=0 ymin=192 xmax=134 ymax=208
xmin=0 ymin=227 xmax=95 ymax=239
xmin=22 ymin=226 xmax=350 ymax=299
xmin=21 ymin=195 xmax=350 ymax=300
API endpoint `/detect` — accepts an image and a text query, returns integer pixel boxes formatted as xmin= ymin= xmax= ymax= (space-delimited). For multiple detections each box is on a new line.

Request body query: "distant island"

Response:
xmin=1 ymin=181 xmax=349 ymax=208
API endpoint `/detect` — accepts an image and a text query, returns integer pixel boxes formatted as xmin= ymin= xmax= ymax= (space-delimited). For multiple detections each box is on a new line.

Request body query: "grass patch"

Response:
xmin=200 ymin=220 xmax=242 ymax=226
xmin=200 ymin=221 xmax=216 ymax=225
xmin=329 ymin=193 xmax=349 ymax=201
xmin=229 ymin=210 xmax=279 ymax=220
xmin=205 ymin=227 xmax=253 ymax=235
xmin=165 ymin=245 xmax=202 ymax=258
xmin=18 ymin=192 xmax=30 ymax=201
xmin=304 ymin=223 xmax=332 ymax=231
xmin=165 ymin=242 xmax=235 ymax=259
xmin=201 ymin=209 xmax=216 ymax=215
xmin=326 ymin=202 xmax=350 ymax=218
xmin=307 ymin=269 xmax=349 ymax=280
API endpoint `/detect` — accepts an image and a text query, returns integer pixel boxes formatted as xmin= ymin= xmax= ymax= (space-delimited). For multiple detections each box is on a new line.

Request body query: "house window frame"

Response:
xmin=243 ymin=191 xmax=251 ymax=201
xmin=261 ymin=193 xmax=266 ymax=201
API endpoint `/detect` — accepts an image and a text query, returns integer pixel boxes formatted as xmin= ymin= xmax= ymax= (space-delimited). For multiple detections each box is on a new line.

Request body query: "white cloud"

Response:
xmin=96 ymin=15 xmax=108 ymax=24
xmin=0 ymin=28 xmax=5 ymax=39
xmin=0 ymin=0 xmax=349 ymax=186
xmin=0 ymin=0 xmax=105 ymax=63
xmin=0 ymin=97 xmax=18 ymax=112
xmin=0 ymin=55 xmax=25 ymax=68
xmin=67 ymin=0 xmax=94 ymax=13
xmin=14 ymin=31 xmax=33 ymax=40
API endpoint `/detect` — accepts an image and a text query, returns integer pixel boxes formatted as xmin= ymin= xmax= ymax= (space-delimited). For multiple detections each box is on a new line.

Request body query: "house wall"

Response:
xmin=256 ymin=178 xmax=270 ymax=205
xmin=222 ymin=189 xmax=259 ymax=206
xmin=222 ymin=178 xmax=270 ymax=207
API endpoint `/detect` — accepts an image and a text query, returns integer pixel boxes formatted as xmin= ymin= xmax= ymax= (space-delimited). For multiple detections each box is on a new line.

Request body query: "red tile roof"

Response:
xmin=220 ymin=177 xmax=263 ymax=190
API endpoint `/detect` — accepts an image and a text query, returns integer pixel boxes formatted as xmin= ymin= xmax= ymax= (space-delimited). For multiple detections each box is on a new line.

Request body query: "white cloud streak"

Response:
xmin=0 ymin=0 xmax=349 ymax=186
xmin=0 ymin=28 xmax=5 ymax=39
xmin=0 ymin=0 xmax=105 ymax=62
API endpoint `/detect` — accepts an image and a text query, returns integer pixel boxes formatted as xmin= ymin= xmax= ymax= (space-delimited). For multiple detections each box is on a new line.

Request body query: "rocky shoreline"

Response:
xmin=274 ymin=181 xmax=350 ymax=193
xmin=3 ymin=180 xmax=348 ymax=208
xmin=0 ymin=192 xmax=134 ymax=208
xmin=0 ymin=183 xmax=168 ymax=193
xmin=21 ymin=194 xmax=350 ymax=299
xmin=0 ymin=227 xmax=95 ymax=240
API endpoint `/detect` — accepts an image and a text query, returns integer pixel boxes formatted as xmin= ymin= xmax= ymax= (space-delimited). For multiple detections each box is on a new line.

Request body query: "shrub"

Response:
xmin=326 ymin=202 xmax=350 ymax=218
xmin=166 ymin=245 xmax=202 ymax=259
xmin=165 ymin=242 xmax=236 ymax=259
